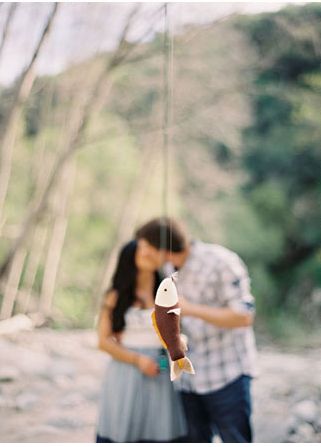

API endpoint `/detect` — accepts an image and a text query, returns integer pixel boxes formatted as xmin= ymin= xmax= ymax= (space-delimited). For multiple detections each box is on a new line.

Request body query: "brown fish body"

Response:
xmin=151 ymin=275 xmax=195 ymax=381
xmin=155 ymin=304 xmax=185 ymax=361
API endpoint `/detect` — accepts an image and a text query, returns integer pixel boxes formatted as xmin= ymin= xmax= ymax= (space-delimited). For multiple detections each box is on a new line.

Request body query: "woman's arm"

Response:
xmin=97 ymin=290 xmax=159 ymax=376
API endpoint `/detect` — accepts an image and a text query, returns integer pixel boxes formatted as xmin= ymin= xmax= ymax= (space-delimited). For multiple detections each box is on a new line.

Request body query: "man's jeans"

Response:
xmin=181 ymin=375 xmax=252 ymax=443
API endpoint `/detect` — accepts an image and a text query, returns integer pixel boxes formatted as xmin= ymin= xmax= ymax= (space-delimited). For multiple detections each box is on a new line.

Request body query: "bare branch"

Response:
xmin=0 ymin=3 xmax=17 ymax=60
xmin=108 ymin=4 xmax=163 ymax=69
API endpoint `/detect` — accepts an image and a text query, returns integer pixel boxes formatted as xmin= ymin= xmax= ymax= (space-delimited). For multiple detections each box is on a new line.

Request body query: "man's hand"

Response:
xmin=178 ymin=295 xmax=195 ymax=316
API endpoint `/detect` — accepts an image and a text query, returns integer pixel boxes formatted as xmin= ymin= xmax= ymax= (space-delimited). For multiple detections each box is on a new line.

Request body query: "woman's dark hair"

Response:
xmin=109 ymin=240 xmax=161 ymax=333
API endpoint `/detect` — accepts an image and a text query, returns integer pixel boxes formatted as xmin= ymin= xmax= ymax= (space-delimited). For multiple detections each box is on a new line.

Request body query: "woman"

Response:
xmin=96 ymin=240 xmax=187 ymax=442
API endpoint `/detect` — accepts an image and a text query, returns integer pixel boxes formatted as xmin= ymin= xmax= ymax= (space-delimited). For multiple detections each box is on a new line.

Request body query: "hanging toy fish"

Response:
xmin=151 ymin=274 xmax=195 ymax=381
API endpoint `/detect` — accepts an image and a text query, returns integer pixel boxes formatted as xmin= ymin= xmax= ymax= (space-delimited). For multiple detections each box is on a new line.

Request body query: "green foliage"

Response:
xmin=54 ymin=286 xmax=93 ymax=328
xmin=237 ymin=4 xmax=321 ymax=319
xmin=223 ymin=193 xmax=284 ymax=264
xmin=241 ymin=5 xmax=321 ymax=83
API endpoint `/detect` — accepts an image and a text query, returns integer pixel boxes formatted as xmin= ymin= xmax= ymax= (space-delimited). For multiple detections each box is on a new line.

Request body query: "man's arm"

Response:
xmin=179 ymin=296 xmax=254 ymax=328
xmin=179 ymin=252 xmax=255 ymax=329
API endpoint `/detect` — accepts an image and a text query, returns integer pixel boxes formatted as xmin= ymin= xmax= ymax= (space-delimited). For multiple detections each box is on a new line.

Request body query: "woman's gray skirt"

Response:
xmin=96 ymin=347 xmax=187 ymax=442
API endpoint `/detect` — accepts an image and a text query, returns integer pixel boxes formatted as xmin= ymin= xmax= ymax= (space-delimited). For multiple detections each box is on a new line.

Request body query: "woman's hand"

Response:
xmin=136 ymin=355 xmax=159 ymax=377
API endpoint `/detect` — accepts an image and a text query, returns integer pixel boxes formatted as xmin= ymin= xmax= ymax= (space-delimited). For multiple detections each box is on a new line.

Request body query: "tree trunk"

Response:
xmin=17 ymin=225 xmax=48 ymax=314
xmin=0 ymin=247 xmax=26 ymax=319
xmin=0 ymin=3 xmax=58 ymax=228
xmin=39 ymin=159 xmax=76 ymax=317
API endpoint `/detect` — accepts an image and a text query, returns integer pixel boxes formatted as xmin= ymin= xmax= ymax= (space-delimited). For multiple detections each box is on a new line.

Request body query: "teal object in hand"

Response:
xmin=158 ymin=348 xmax=169 ymax=371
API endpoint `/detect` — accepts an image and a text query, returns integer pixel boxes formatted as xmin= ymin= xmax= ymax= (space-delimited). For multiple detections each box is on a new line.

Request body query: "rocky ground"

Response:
xmin=0 ymin=328 xmax=321 ymax=443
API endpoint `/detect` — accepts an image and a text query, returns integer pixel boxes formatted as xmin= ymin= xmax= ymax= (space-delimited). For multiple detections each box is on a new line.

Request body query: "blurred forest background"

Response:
xmin=0 ymin=2 xmax=320 ymax=344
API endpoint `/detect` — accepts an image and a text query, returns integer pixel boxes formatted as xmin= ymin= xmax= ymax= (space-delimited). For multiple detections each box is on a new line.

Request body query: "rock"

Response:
xmin=52 ymin=375 xmax=74 ymax=389
xmin=0 ymin=367 xmax=20 ymax=382
xmin=15 ymin=391 xmax=39 ymax=411
xmin=46 ymin=416 xmax=86 ymax=429
xmin=293 ymin=400 xmax=318 ymax=424
xmin=83 ymin=389 xmax=99 ymax=402
xmin=76 ymin=374 xmax=100 ymax=401
xmin=286 ymin=415 xmax=299 ymax=435
xmin=28 ymin=312 xmax=47 ymax=327
xmin=0 ymin=395 xmax=15 ymax=409
xmin=0 ymin=314 xmax=34 ymax=335
xmin=28 ymin=425 xmax=61 ymax=435
xmin=43 ymin=359 xmax=75 ymax=381
xmin=286 ymin=422 xmax=316 ymax=442
xmin=254 ymin=410 xmax=288 ymax=442
xmin=19 ymin=425 xmax=61 ymax=441
xmin=60 ymin=393 xmax=85 ymax=407
xmin=313 ymin=415 xmax=321 ymax=433
xmin=0 ymin=339 xmax=52 ymax=377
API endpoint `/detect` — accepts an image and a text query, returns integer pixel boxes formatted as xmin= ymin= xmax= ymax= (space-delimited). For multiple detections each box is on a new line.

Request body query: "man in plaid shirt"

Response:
xmin=136 ymin=218 xmax=257 ymax=443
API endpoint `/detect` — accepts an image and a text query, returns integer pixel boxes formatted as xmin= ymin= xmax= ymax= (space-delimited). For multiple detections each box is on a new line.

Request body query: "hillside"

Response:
xmin=0 ymin=4 xmax=320 ymax=334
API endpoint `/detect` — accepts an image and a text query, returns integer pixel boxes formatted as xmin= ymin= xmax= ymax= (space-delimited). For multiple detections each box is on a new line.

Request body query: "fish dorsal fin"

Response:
xmin=171 ymin=272 xmax=179 ymax=281
xmin=151 ymin=310 xmax=168 ymax=350
xmin=167 ymin=308 xmax=181 ymax=316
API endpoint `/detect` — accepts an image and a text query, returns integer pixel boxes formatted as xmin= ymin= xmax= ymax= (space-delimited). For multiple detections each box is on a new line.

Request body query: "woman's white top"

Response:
xmin=121 ymin=307 xmax=162 ymax=348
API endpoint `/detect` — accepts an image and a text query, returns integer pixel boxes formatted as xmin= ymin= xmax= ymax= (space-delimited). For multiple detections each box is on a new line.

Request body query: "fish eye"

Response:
xmin=164 ymin=288 xmax=167 ymax=292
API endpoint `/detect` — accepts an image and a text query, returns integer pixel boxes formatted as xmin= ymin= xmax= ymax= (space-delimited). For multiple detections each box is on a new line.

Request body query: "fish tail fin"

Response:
xmin=170 ymin=358 xmax=183 ymax=381
xmin=179 ymin=356 xmax=195 ymax=375
xmin=170 ymin=356 xmax=195 ymax=381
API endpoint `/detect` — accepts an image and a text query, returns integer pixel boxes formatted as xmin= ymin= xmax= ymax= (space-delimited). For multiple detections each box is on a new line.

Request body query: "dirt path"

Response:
xmin=0 ymin=329 xmax=320 ymax=442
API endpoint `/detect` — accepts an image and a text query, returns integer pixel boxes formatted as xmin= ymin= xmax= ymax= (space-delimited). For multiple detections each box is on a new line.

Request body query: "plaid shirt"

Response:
xmin=174 ymin=240 xmax=257 ymax=394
